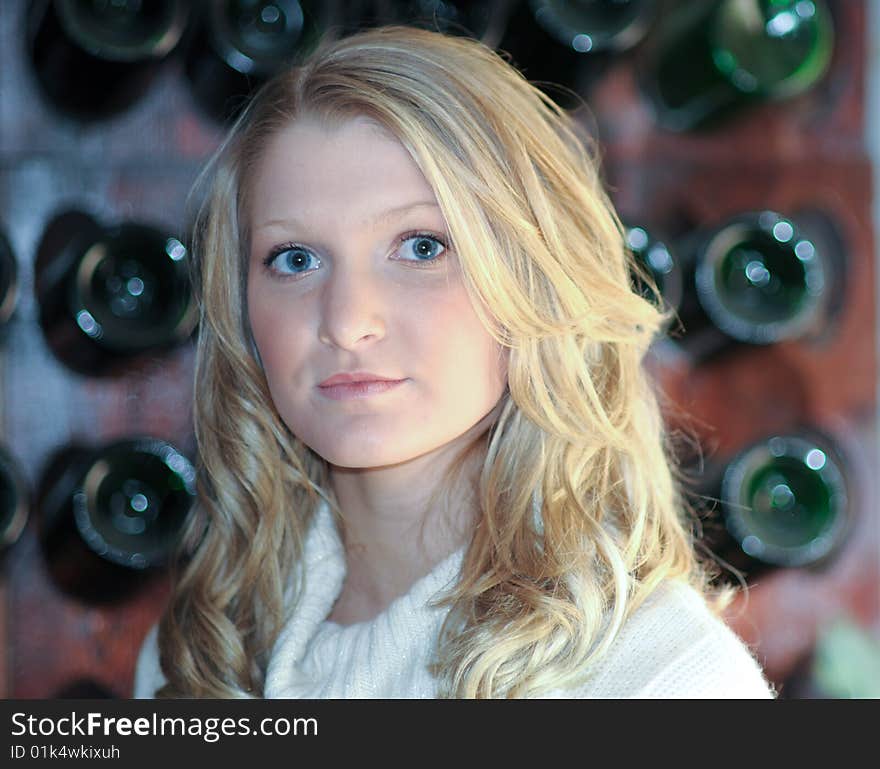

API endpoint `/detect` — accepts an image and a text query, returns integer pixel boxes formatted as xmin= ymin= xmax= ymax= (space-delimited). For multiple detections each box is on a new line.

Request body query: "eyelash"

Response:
xmin=261 ymin=230 xmax=450 ymax=281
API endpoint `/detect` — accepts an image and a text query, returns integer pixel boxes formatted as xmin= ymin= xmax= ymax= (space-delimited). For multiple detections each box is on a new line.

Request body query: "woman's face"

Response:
xmin=246 ymin=115 xmax=508 ymax=469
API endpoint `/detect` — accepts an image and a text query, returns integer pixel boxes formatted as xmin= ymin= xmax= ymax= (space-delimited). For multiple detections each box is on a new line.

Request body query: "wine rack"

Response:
xmin=0 ymin=0 xmax=876 ymax=698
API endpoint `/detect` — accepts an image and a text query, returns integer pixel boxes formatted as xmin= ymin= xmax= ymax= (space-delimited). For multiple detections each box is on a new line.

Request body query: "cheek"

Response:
xmin=414 ymin=290 xmax=507 ymax=396
xmin=247 ymin=288 xmax=309 ymax=383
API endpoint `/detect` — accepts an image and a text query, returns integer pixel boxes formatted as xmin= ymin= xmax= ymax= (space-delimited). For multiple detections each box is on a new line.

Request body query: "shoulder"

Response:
xmin=552 ymin=579 xmax=777 ymax=699
xmin=132 ymin=621 xmax=167 ymax=698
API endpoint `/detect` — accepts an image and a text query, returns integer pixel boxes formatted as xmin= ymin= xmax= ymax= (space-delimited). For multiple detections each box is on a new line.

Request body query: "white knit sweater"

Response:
xmin=133 ymin=498 xmax=776 ymax=698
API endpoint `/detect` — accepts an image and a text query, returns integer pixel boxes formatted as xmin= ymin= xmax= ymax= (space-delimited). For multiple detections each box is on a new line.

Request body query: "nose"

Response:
xmin=317 ymin=264 xmax=387 ymax=350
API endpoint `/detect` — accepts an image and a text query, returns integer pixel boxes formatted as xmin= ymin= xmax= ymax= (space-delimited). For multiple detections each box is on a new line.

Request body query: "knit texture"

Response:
xmin=134 ymin=499 xmax=776 ymax=698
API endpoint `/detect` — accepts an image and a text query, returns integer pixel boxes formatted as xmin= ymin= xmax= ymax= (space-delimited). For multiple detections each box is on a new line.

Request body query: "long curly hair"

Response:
xmin=155 ymin=24 xmax=731 ymax=698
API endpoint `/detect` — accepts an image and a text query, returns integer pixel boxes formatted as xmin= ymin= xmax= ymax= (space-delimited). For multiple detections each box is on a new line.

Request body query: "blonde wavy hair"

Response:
xmin=156 ymin=24 xmax=732 ymax=698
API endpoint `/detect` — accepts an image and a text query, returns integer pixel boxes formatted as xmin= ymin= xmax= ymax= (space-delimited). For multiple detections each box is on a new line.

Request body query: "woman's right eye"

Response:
xmin=263 ymin=245 xmax=321 ymax=278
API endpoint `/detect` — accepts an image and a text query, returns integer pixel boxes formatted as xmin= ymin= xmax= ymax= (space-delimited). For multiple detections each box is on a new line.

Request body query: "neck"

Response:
xmin=325 ymin=404 xmax=500 ymax=625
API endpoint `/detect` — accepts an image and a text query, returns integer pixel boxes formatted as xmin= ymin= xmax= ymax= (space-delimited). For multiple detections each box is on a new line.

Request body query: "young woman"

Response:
xmin=134 ymin=24 xmax=774 ymax=699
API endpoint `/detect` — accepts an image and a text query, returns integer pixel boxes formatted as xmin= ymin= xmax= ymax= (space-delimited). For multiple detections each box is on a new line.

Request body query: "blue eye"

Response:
xmin=263 ymin=245 xmax=320 ymax=277
xmin=398 ymin=233 xmax=447 ymax=263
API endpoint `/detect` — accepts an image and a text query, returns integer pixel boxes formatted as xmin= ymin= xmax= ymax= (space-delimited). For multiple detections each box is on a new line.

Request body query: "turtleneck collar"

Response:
xmin=264 ymin=498 xmax=466 ymax=698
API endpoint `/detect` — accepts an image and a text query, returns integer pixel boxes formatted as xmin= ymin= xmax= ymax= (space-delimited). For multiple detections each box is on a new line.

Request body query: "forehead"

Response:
xmin=247 ymin=115 xmax=438 ymax=225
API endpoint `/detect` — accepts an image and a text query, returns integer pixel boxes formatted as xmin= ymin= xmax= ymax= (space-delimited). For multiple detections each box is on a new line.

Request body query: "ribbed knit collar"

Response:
xmin=263 ymin=498 xmax=465 ymax=698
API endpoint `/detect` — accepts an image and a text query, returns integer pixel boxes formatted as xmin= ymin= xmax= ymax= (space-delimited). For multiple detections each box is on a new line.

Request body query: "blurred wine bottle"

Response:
xmin=27 ymin=0 xmax=190 ymax=121
xmin=498 ymin=0 xmax=657 ymax=109
xmin=36 ymin=437 xmax=196 ymax=604
xmin=184 ymin=0 xmax=328 ymax=123
xmin=674 ymin=210 xmax=829 ymax=362
xmin=0 ymin=445 xmax=30 ymax=558
xmin=0 ymin=228 xmax=20 ymax=343
xmin=641 ymin=0 xmax=834 ymax=132
xmin=34 ymin=210 xmax=198 ymax=378
xmin=690 ymin=427 xmax=851 ymax=583
xmin=625 ymin=223 xmax=682 ymax=330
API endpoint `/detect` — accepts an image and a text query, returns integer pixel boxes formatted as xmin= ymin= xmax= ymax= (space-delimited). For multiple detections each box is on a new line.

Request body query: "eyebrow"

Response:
xmin=255 ymin=200 xmax=442 ymax=231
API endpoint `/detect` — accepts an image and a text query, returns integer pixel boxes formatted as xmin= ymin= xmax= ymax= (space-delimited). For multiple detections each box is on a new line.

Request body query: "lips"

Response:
xmin=317 ymin=377 xmax=407 ymax=401
xmin=319 ymin=371 xmax=403 ymax=387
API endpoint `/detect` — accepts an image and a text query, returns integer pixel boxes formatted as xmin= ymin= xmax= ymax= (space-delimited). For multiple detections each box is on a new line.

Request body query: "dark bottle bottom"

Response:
xmin=689 ymin=443 xmax=850 ymax=586
xmin=34 ymin=209 xmax=197 ymax=378
xmin=36 ymin=445 xmax=165 ymax=605
xmin=28 ymin=0 xmax=162 ymax=121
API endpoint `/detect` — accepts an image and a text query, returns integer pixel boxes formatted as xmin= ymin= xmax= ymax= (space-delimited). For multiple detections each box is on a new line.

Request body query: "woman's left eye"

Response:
xmin=396 ymin=232 xmax=448 ymax=265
